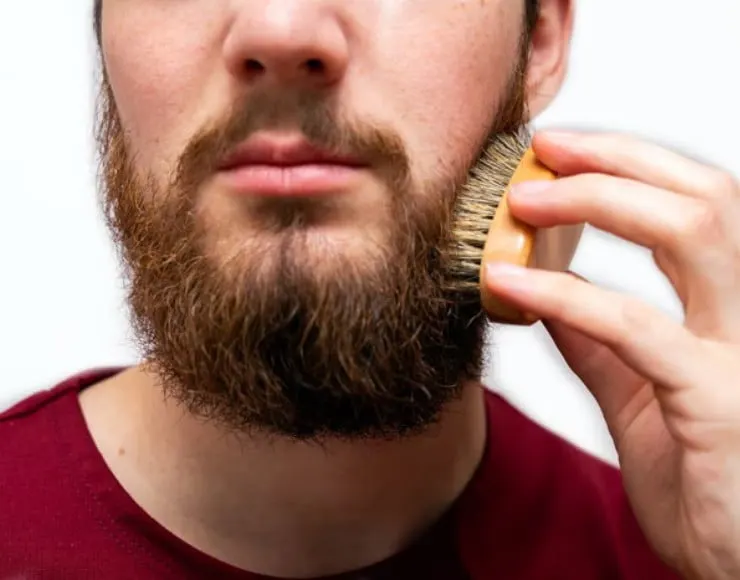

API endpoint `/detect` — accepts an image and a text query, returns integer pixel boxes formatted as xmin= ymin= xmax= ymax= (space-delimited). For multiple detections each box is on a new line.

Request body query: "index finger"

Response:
xmin=532 ymin=130 xmax=726 ymax=199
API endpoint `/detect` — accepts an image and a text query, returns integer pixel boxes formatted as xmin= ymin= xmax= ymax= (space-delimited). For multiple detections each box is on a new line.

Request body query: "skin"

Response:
xmin=86 ymin=0 xmax=574 ymax=576
xmin=92 ymin=0 xmax=540 ymax=441
xmin=85 ymin=0 xmax=740 ymax=578
xmin=488 ymin=133 xmax=740 ymax=579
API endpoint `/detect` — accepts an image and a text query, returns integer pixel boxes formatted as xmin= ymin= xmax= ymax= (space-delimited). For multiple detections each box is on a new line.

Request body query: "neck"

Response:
xmin=80 ymin=365 xmax=488 ymax=577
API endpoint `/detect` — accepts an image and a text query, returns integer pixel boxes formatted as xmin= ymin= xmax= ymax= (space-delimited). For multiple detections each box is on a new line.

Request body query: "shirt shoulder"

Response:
xmin=454 ymin=389 xmax=681 ymax=580
xmin=0 ymin=368 xmax=149 ymax=579
xmin=0 ymin=368 xmax=120 ymax=459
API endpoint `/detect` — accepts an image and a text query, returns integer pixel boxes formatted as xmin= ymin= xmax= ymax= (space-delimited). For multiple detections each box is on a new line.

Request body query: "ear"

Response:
xmin=525 ymin=0 xmax=574 ymax=118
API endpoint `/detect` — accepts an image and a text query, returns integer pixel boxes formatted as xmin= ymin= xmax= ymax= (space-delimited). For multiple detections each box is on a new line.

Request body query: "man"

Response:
xmin=1 ymin=0 xmax=739 ymax=578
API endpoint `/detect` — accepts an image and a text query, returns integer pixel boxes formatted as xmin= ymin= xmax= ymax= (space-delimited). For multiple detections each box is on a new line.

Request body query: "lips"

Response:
xmin=219 ymin=133 xmax=366 ymax=169
xmin=216 ymin=133 xmax=367 ymax=197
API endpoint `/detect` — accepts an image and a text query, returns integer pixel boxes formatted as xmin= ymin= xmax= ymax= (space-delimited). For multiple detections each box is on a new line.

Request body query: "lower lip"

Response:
xmin=218 ymin=164 xmax=364 ymax=197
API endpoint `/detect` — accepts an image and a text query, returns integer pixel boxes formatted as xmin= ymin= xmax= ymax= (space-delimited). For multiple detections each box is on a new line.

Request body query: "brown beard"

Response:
xmin=96 ymin=44 xmax=529 ymax=442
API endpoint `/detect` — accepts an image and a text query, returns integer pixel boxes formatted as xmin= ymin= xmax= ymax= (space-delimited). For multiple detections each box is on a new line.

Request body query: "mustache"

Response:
xmin=173 ymin=90 xmax=412 ymax=194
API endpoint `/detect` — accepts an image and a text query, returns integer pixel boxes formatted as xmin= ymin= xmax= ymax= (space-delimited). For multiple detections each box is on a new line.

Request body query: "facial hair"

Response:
xmin=96 ymin=46 xmax=530 ymax=442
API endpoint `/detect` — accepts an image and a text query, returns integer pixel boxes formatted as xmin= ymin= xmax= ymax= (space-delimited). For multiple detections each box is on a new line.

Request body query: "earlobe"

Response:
xmin=525 ymin=0 xmax=574 ymax=118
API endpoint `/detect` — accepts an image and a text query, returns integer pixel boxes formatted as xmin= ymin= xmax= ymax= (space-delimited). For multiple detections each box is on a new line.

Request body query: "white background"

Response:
xmin=0 ymin=2 xmax=737 ymax=465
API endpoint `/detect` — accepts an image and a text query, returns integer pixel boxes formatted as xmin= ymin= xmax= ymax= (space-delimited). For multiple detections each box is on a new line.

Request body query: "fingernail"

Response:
xmin=509 ymin=180 xmax=551 ymax=198
xmin=485 ymin=262 xmax=529 ymax=287
xmin=539 ymin=129 xmax=581 ymax=141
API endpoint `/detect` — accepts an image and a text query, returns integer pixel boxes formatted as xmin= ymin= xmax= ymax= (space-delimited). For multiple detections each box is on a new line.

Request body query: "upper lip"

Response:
xmin=219 ymin=134 xmax=367 ymax=170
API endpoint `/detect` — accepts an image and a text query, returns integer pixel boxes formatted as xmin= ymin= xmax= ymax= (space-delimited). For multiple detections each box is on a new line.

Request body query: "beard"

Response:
xmin=96 ymin=47 xmax=530 ymax=441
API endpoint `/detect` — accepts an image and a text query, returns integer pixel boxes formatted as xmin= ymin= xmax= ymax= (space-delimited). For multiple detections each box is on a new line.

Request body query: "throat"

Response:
xmin=79 ymin=366 xmax=488 ymax=577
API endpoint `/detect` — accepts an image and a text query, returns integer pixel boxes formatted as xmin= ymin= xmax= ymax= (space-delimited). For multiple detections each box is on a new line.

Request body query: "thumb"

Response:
xmin=543 ymin=317 xmax=650 ymax=439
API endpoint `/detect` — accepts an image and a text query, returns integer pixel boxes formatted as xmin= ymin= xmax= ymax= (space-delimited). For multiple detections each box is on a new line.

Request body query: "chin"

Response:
xmin=106 ymin=145 xmax=486 ymax=439
xmin=199 ymin=194 xmax=397 ymax=276
xmin=201 ymin=229 xmax=393 ymax=299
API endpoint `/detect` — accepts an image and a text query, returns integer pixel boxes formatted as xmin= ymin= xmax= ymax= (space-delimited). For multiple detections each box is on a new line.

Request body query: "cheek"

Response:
xmin=373 ymin=3 xmax=523 ymax=185
xmin=101 ymin=3 xmax=224 ymax=177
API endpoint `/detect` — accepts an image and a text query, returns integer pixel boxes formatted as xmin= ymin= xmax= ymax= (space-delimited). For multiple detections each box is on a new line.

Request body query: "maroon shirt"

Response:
xmin=0 ymin=368 xmax=680 ymax=579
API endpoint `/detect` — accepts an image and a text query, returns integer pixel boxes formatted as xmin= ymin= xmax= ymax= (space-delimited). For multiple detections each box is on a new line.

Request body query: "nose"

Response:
xmin=223 ymin=2 xmax=350 ymax=89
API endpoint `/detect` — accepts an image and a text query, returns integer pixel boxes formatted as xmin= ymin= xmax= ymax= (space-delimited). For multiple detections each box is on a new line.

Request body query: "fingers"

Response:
xmin=542 ymin=316 xmax=652 ymax=440
xmin=484 ymin=262 xmax=704 ymax=393
xmin=508 ymin=173 xmax=709 ymax=253
xmin=532 ymin=130 xmax=739 ymax=202
xmin=506 ymin=152 xmax=740 ymax=341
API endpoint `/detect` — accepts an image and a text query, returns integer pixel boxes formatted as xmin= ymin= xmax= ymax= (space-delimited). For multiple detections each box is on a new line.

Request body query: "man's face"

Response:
xmin=98 ymin=0 xmax=533 ymax=439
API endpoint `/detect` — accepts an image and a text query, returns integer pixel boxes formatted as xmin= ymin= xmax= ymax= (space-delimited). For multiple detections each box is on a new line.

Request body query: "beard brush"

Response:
xmin=446 ymin=126 xmax=584 ymax=325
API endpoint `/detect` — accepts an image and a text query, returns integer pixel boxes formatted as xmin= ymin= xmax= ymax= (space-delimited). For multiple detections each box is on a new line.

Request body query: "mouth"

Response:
xmin=217 ymin=132 xmax=368 ymax=197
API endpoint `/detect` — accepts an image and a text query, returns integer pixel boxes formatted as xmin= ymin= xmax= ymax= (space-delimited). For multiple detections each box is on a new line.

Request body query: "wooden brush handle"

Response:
xmin=479 ymin=148 xmax=584 ymax=325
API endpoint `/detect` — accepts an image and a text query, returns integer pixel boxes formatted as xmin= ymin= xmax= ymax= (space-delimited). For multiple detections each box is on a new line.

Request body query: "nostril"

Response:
xmin=240 ymin=57 xmax=330 ymax=79
xmin=244 ymin=59 xmax=265 ymax=73
xmin=304 ymin=58 xmax=325 ymax=74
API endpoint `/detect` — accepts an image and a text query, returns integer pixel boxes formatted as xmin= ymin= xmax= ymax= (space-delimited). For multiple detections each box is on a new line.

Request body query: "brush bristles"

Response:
xmin=443 ymin=126 xmax=532 ymax=298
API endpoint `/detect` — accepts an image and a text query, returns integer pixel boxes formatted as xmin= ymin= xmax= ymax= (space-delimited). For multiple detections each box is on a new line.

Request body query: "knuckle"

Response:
xmin=705 ymin=170 xmax=739 ymax=202
xmin=573 ymin=173 xmax=623 ymax=204
xmin=570 ymin=172 xmax=604 ymax=192
xmin=678 ymin=201 xmax=723 ymax=243
xmin=615 ymin=297 xmax=653 ymax=336
xmin=545 ymin=273 xmax=583 ymax=320
xmin=588 ymin=134 xmax=632 ymax=165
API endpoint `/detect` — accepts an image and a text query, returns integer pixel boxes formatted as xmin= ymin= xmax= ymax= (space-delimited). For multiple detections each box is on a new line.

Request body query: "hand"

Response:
xmin=484 ymin=130 xmax=740 ymax=580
